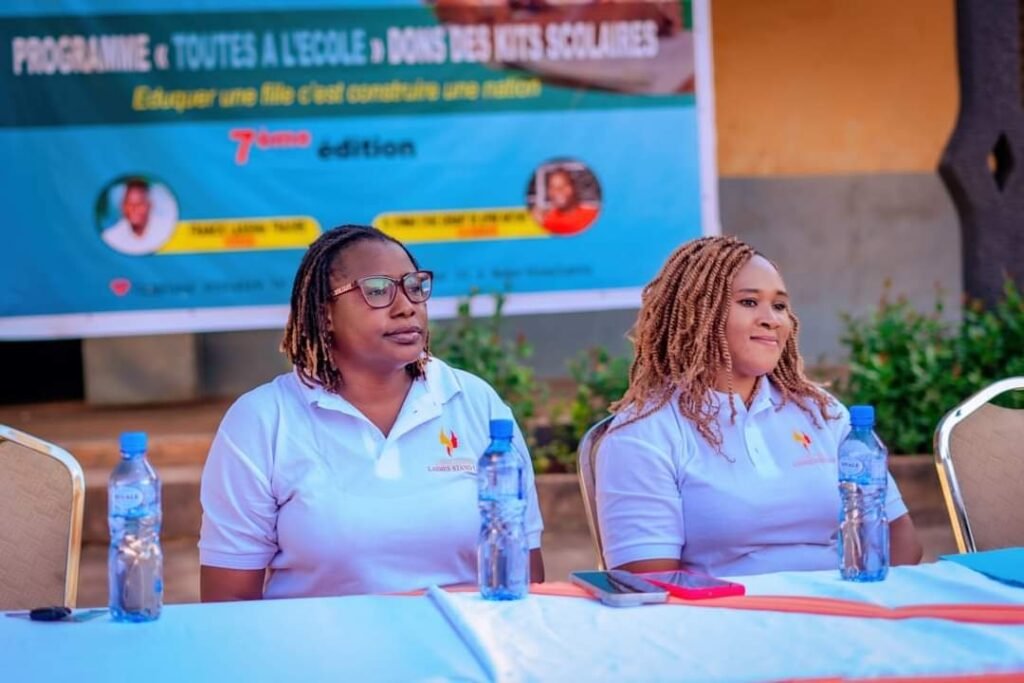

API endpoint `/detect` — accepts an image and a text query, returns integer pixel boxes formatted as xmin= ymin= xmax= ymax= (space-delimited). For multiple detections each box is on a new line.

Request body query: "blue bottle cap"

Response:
xmin=489 ymin=419 xmax=514 ymax=439
xmin=119 ymin=431 xmax=148 ymax=456
xmin=849 ymin=405 xmax=875 ymax=427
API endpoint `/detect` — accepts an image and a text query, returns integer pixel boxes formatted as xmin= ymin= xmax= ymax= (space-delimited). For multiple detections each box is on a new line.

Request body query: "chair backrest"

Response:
xmin=576 ymin=414 xmax=615 ymax=570
xmin=934 ymin=377 xmax=1024 ymax=553
xmin=0 ymin=425 xmax=85 ymax=610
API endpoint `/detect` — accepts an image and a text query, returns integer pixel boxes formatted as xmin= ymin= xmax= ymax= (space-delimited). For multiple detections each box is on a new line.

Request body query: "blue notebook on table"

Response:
xmin=941 ymin=547 xmax=1024 ymax=588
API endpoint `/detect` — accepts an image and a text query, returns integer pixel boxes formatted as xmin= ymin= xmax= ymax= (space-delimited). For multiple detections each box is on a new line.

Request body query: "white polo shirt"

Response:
xmin=101 ymin=217 xmax=176 ymax=255
xmin=199 ymin=358 xmax=544 ymax=599
xmin=595 ymin=379 xmax=908 ymax=576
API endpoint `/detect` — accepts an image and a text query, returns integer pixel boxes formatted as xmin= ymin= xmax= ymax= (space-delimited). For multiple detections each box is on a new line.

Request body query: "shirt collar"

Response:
xmin=293 ymin=357 xmax=463 ymax=415
xmin=709 ymin=375 xmax=779 ymax=418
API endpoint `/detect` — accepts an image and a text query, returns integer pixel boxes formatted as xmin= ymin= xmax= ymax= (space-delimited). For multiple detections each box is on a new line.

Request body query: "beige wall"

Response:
xmin=713 ymin=0 xmax=958 ymax=176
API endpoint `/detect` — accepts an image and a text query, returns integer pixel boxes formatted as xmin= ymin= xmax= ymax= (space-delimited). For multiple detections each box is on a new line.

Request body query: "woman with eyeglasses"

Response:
xmin=198 ymin=225 xmax=546 ymax=601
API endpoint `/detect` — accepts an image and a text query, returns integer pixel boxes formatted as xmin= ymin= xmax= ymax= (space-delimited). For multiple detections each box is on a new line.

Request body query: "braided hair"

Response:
xmin=611 ymin=235 xmax=834 ymax=450
xmin=281 ymin=224 xmax=430 ymax=391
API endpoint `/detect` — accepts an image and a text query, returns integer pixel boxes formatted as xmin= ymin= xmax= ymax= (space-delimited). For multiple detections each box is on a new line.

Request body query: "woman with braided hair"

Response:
xmin=595 ymin=235 xmax=922 ymax=576
xmin=199 ymin=225 xmax=545 ymax=601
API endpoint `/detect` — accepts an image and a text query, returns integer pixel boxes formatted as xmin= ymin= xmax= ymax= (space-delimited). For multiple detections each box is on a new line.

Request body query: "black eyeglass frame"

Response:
xmin=329 ymin=270 xmax=434 ymax=309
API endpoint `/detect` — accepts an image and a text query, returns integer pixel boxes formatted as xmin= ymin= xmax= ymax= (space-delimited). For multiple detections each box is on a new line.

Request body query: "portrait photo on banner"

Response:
xmin=526 ymin=159 xmax=602 ymax=236
xmin=95 ymin=175 xmax=179 ymax=256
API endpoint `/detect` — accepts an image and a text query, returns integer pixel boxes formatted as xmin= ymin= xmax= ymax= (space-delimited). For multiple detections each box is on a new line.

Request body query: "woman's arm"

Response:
xmin=614 ymin=558 xmax=681 ymax=573
xmin=530 ymin=548 xmax=546 ymax=583
xmin=200 ymin=566 xmax=266 ymax=602
xmin=596 ymin=429 xmax=686 ymax=571
xmin=199 ymin=400 xmax=280 ymax=601
xmin=889 ymin=513 xmax=924 ymax=566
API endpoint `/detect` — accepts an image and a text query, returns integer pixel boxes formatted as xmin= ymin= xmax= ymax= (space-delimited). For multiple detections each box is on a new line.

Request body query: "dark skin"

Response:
xmin=202 ymin=241 xmax=544 ymax=602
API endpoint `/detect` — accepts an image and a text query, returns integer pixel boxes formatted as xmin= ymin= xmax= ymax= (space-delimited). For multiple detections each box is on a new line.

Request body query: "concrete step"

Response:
xmin=73 ymin=434 xmax=212 ymax=469
xmin=889 ymin=456 xmax=949 ymax=527
xmin=84 ymin=464 xmax=203 ymax=543
xmin=0 ymin=398 xmax=229 ymax=469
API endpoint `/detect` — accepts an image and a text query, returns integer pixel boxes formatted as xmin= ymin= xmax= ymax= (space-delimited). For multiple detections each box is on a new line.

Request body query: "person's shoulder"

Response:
xmin=821 ymin=388 xmax=848 ymax=419
xmin=101 ymin=219 xmax=125 ymax=240
xmin=426 ymin=357 xmax=500 ymax=403
xmin=801 ymin=384 xmax=847 ymax=424
xmin=598 ymin=397 xmax=696 ymax=470
xmin=607 ymin=396 xmax=693 ymax=443
xmin=769 ymin=380 xmax=846 ymax=419
xmin=220 ymin=372 xmax=301 ymax=430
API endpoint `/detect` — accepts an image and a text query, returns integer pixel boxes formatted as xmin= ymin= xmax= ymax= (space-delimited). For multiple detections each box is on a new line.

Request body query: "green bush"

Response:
xmin=838 ymin=279 xmax=1024 ymax=454
xmin=567 ymin=347 xmax=632 ymax=446
xmin=533 ymin=347 xmax=632 ymax=473
xmin=429 ymin=290 xmax=543 ymax=428
xmin=430 ymin=290 xmax=632 ymax=473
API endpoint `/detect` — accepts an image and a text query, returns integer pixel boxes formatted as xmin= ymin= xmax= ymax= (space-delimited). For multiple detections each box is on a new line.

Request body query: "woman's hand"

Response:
xmin=613 ymin=558 xmax=681 ymax=573
xmin=200 ymin=566 xmax=266 ymax=602
xmin=889 ymin=514 xmax=924 ymax=566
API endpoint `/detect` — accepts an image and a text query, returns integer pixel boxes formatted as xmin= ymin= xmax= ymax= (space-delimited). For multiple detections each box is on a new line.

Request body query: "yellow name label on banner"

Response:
xmin=374 ymin=208 xmax=548 ymax=244
xmin=159 ymin=217 xmax=321 ymax=253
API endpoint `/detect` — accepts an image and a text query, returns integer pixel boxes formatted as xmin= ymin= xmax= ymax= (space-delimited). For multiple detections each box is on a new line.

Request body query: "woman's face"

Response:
xmin=546 ymin=171 xmax=577 ymax=210
xmin=722 ymin=255 xmax=793 ymax=387
xmin=327 ymin=240 xmax=428 ymax=376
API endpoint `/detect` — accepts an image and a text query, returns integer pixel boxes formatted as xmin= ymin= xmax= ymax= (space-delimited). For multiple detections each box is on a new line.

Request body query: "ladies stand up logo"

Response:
xmin=428 ymin=427 xmax=475 ymax=473
xmin=791 ymin=430 xmax=835 ymax=468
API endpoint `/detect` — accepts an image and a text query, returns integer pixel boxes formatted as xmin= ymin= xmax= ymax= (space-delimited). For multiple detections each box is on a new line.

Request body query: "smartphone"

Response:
xmin=637 ymin=570 xmax=745 ymax=599
xmin=570 ymin=570 xmax=670 ymax=607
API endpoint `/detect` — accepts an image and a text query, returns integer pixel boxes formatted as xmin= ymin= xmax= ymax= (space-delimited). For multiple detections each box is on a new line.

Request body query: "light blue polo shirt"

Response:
xmin=595 ymin=379 xmax=907 ymax=576
xmin=199 ymin=358 xmax=543 ymax=598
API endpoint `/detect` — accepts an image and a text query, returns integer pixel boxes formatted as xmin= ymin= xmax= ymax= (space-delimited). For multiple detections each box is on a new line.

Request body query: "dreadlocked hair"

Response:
xmin=281 ymin=224 xmax=431 ymax=392
xmin=610 ymin=235 xmax=835 ymax=452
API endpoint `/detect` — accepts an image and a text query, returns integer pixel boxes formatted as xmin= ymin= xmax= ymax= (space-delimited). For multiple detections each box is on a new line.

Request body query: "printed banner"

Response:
xmin=0 ymin=0 xmax=716 ymax=339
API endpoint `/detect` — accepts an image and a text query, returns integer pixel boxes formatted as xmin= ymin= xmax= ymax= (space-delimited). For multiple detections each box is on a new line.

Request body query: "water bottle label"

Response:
xmin=838 ymin=457 xmax=864 ymax=479
xmin=111 ymin=486 xmax=145 ymax=514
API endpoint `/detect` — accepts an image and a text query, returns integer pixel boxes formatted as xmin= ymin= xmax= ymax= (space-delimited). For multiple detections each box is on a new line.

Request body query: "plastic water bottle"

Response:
xmin=108 ymin=431 xmax=163 ymax=621
xmin=477 ymin=418 xmax=529 ymax=600
xmin=838 ymin=405 xmax=890 ymax=582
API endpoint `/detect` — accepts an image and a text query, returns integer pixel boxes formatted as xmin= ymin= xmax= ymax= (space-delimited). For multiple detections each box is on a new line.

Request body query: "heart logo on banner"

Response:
xmin=109 ymin=278 xmax=132 ymax=296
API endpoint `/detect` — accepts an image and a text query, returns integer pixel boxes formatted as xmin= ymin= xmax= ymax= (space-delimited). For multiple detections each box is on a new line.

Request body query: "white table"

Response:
xmin=430 ymin=561 xmax=1024 ymax=682
xmin=0 ymin=594 xmax=487 ymax=682
xmin=2 ymin=561 xmax=1023 ymax=682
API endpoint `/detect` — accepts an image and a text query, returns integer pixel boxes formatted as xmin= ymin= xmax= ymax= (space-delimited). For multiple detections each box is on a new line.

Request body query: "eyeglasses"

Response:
xmin=330 ymin=270 xmax=434 ymax=309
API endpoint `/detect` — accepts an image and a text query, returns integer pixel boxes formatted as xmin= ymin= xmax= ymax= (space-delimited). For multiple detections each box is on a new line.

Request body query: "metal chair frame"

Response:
xmin=0 ymin=425 xmax=85 ymax=607
xmin=933 ymin=376 xmax=1024 ymax=553
xmin=576 ymin=414 xmax=615 ymax=570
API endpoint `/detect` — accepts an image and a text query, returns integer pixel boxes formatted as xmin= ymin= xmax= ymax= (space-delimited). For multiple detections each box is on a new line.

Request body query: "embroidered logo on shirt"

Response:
xmin=439 ymin=428 xmax=459 ymax=456
xmin=791 ymin=429 xmax=835 ymax=467
xmin=429 ymin=428 xmax=473 ymax=473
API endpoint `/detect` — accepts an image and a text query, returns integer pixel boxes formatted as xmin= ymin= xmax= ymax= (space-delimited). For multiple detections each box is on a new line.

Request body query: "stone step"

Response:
xmin=83 ymin=464 xmax=203 ymax=544
xmin=888 ymin=456 xmax=950 ymax=527
xmin=72 ymin=434 xmax=213 ymax=470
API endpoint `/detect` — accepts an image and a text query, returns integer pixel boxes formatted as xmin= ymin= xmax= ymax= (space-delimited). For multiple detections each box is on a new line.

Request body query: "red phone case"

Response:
xmin=637 ymin=570 xmax=746 ymax=599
